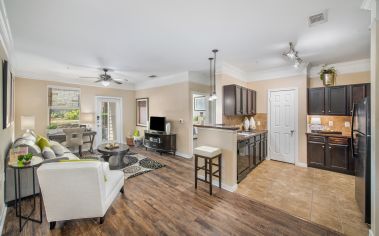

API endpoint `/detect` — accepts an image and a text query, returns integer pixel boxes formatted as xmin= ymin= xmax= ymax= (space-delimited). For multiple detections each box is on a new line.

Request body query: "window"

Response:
xmin=136 ymin=98 xmax=149 ymax=127
xmin=48 ymin=86 xmax=80 ymax=127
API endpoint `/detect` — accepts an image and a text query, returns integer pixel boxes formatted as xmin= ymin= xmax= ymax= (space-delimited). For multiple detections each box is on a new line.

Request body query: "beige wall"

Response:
xmin=0 ymin=43 xmax=14 ymax=222
xmin=15 ymin=77 xmax=136 ymax=141
xmin=308 ymin=71 xmax=370 ymax=88
xmin=248 ymin=75 xmax=308 ymax=164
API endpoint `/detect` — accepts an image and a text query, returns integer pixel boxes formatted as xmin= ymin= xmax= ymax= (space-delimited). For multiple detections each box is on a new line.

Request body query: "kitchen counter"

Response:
xmin=193 ymin=124 xmax=240 ymax=131
xmin=306 ymin=132 xmax=351 ymax=139
xmin=237 ymin=130 xmax=268 ymax=141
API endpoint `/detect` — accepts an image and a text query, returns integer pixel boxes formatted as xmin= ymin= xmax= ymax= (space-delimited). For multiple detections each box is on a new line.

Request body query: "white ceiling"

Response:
xmin=4 ymin=0 xmax=371 ymax=85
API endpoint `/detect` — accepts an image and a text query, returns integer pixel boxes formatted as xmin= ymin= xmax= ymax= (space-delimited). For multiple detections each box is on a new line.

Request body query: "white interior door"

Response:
xmin=269 ymin=89 xmax=296 ymax=163
xmin=95 ymin=96 xmax=123 ymax=145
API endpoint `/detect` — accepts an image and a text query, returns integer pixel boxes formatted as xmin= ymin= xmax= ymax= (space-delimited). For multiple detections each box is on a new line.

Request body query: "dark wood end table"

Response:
xmin=97 ymin=143 xmax=129 ymax=170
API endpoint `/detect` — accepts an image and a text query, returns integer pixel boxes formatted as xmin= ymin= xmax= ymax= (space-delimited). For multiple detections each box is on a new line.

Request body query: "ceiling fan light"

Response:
xmin=101 ymin=80 xmax=110 ymax=87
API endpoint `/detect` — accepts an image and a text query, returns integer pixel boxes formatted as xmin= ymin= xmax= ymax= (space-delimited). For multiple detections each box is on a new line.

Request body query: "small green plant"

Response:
xmin=319 ymin=64 xmax=337 ymax=81
xmin=18 ymin=153 xmax=33 ymax=162
xmin=47 ymin=123 xmax=58 ymax=129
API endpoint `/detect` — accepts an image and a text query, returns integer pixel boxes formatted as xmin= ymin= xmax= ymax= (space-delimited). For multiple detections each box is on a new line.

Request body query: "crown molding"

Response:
xmin=0 ymin=0 xmax=14 ymax=63
xmin=16 ymin=70 xmax=136 ymax=90
xmin=219 ymin=63 xmax=248 ymax=82
xmin=247 ymin=64 xmax=307 ymax=82
xmin=308 ymin=58 xmax=370 ymax=78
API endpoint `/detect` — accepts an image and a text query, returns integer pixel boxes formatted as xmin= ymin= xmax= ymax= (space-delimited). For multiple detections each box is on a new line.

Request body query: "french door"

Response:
xmin=95 ymin=96 xmax=123 ymax=145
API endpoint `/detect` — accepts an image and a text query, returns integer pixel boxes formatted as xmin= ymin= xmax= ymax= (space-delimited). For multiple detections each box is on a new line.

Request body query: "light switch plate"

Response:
xmin=345 ymin=121 xmax=351 ymax=127
xmin=179 ymin=119 xmax=184 ymax=124
xmin=328 ymin=121 xmax=333 ymax=126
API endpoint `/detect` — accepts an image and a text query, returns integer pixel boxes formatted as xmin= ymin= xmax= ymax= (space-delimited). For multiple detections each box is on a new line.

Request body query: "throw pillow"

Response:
xmin=42 ymin=147 xmax=56 ymax=159
xmin=22 ymin=133 xmax=36 ymax=143
xmin=37 ymin=136 xmax=50 ymax=150
xmin=50 ymin=141 xmax=65 ymax=156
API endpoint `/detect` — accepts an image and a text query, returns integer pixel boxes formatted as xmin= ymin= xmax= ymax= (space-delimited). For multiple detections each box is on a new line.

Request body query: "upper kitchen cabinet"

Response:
xmin=223 ymin=84 xmax=256 ymax=116
xmin=308 ymin=87 xmax=325 ymax=115
xmin=325 ymin=85 xmax=347 ymax=115
xmin=347 ymin=83 xmax=370 ymax=115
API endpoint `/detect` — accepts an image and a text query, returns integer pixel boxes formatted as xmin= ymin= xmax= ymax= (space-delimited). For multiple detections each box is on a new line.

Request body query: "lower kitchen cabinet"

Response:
xmin=237 ymin=132 xmax=268 ymax=183
xmin=307 ymin=134 xmax=353 ymax=175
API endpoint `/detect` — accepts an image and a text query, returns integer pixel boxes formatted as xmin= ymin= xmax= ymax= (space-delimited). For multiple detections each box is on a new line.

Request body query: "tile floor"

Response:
xmin=236 ymin=160 xmax=369 ymax=236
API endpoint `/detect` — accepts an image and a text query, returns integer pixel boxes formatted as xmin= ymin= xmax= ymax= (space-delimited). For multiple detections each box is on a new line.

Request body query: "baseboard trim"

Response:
xmin=197 ymin=175 xmax=238 ymax=192
xmin=369 ymin=229 xmax=374 ymax=236
xmin=295 ymin=162 xmax=307 ymax=168
xmin=175 ymin=152 xmax=192 ymax=159
xmin=0 ymin=206 xmax=7 ymax=234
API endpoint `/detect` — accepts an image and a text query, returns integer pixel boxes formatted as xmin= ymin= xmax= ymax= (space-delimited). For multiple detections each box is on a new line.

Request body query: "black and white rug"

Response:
xmin=81 ymin=151 xmax=166 ymax=179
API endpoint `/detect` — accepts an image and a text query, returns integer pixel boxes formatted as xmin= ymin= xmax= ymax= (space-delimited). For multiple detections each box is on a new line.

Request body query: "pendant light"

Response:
xmin=210 ymin=49 xmax=218 ymax=100
xmin=208 ymin=57 xmax=214 ymax=101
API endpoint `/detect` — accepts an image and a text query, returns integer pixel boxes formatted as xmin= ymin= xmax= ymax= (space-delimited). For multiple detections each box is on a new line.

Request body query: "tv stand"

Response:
xmin=143 ymin=130 xmax=176 ymax=156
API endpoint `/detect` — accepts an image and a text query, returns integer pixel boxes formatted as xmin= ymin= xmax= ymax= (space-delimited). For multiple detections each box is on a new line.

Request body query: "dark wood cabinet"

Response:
xmin=143 ymin=131 xmax=176 ymax=155
xmin=325 ymin=86 xmax=347 ymax=115
xmin=308 ymin=87 xmax=325 ymax=115
xmin=223 ymin=84 xmax=256 ymax=116
xmin=308 ymin=83 xmax=370 ymax=116
xmin=348 ymin=83 xmax=370 ymax=115
xmin=307 ymin=135 xmax=352 ymax=174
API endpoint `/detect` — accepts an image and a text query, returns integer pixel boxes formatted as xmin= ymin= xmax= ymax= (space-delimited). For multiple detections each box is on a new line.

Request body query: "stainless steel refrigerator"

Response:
xmin=352 ymin=97 xmax=371 ymax=224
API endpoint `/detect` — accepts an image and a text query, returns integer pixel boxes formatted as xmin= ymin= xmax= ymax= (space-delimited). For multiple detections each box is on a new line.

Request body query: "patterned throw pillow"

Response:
xmin=42 ymin=147 xmax=56 ymax=159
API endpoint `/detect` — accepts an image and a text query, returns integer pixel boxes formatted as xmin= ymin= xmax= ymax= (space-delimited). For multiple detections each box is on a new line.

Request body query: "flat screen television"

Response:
xmin=149 ymin=116 xmax=166 ymax=132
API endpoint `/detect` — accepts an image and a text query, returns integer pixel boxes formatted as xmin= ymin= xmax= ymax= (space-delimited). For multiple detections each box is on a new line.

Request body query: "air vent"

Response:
xmin=148 ymin=75 xmax=158 ymax=78
xmin=309 ymin=10 xmax=328 ymax=27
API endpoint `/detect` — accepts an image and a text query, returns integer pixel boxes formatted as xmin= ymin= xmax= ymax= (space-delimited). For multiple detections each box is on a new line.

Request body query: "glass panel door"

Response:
xmin=96 ymin=97 xmax=123 ymax=145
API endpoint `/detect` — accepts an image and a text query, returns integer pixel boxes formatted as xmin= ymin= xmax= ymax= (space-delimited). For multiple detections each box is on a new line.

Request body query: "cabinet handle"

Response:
xmin=322 ymin=145 xmax=325 ymax=149
xmin=322 ymin=110 xmax=324 ymax=113
xmin=329 ymin=147 xmax=332 ymax=149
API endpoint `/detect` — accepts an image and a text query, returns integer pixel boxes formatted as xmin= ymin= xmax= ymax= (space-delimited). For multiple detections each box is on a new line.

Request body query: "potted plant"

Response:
xmin=319 ymin=64 xmax=337 ymax=86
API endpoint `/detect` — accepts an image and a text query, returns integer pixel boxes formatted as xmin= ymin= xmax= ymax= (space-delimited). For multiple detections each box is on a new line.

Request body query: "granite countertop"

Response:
xmin=306 ymin=132 xmax=351 ymax=139
xmin=193 ymin=124 xmax=240 ymax=131
xmin=237 ymin=130 xmax=268 ymax=141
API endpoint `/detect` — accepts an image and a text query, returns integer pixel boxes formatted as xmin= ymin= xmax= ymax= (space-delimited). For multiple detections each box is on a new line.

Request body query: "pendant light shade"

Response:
xmin=208 ymin=57 xmax=214 ymax=101
xmin=211 ymin=49 xmax=218 ymax=101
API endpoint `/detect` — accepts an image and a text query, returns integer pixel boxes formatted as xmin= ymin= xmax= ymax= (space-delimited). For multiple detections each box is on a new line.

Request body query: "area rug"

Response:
xmin=81 ymin=151 xmax=166 ymax=179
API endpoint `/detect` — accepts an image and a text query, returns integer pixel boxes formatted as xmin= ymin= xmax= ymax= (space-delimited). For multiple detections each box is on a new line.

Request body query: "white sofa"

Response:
xmin=37 ymin=161 xmax=124 ymax=229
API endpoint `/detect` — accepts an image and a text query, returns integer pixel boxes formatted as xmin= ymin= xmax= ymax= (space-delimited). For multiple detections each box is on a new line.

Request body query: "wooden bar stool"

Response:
xmin=194 ymin=146 xmax=222 ymax=195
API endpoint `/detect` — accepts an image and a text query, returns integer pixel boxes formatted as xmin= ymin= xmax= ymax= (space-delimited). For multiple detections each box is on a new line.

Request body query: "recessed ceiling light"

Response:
xmin=148 ymin=75 xmax=158 ymax=78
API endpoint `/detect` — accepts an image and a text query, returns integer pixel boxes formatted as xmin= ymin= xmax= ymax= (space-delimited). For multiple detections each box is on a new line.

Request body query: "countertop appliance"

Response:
xmin=352 ymin=97 xmax=371 ymax=224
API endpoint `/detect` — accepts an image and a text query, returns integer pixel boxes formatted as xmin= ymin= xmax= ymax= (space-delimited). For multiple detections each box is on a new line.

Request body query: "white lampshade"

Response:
xmin=81 ymin=113 xmax=94 ymax=123
xmin=21 ymin=116 xmax=35 ymax=131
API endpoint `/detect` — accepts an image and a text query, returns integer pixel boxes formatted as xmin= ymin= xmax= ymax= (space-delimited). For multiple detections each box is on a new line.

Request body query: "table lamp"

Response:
xmin=80 ymin=113 xmax=94 ymax=130
xmin=21 ymin=116 xmax=35 ymax=133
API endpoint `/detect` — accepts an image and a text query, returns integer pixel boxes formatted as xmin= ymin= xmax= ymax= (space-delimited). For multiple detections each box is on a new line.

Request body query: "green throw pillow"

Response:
xmin=37 ymin=136 xmax=50 ymax=150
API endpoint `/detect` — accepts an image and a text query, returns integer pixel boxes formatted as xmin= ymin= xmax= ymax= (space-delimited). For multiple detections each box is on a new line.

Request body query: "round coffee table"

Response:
xmin=97 ymin=143 xmax=129 ymax=170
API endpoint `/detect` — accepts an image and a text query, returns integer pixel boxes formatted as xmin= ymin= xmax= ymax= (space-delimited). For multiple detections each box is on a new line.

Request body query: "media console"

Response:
xmin=143 ymin=130 xmax=176 ymax=156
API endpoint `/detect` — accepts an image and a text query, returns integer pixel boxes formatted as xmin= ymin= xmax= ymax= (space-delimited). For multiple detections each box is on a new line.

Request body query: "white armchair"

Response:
xmin=37 ymin=161 xmax=124 ymax=229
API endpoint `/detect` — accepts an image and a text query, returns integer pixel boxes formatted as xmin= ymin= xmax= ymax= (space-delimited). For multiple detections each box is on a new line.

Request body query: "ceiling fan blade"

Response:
xmin=94 ymin=79 xmax=103 ymax=83
xmin=112 ymin=79 xmax=122 ymax=85
xmin=113 ymin=78 xmax=128 ymax=82
xmin=80 ymin=76 xmax=99 ymax=79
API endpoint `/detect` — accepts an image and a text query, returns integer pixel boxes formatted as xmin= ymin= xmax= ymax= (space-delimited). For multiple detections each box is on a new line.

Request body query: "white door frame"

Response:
xmin=95 ymin=96 xmax=123 ymax=145
xmin=267 ymin=88 xmax=299 ymax=164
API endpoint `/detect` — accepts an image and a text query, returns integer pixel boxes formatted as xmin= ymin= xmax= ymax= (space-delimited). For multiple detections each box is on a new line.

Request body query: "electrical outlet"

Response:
xmin=257 ymin=121 xmax=261 ymax=126
xmin=328 ymin=121 xmax=333 ymax=127
xmin=345 ymin=121 xmax=351 ymax=127
xmin=179 ymin=119 xmax=184 ymax=124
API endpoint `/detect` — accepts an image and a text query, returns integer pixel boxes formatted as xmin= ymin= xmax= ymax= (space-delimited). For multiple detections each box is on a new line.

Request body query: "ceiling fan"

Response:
xmin=80 ymin=68 xmax=127 ymax=87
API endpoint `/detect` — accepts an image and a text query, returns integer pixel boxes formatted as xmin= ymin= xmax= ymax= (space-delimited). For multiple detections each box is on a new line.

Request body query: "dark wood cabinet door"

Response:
xmin=254 ymin=140 xmax=261 ymax=165
xmin=223 ymin=85 xmax=237 ymax=115
xmin=249 ymin=142 xmax=256 ymax=169
xmin=348 ymin=83 xmax=370 ymax=115
xmin=325 ymin=86 xmax=347 ymax=115
xmin=252 ymin=90 xmax=256 ymax=115
xmin=236 ymin=86 xmax=242 ymax=115
xmin=327 ymin=143 xmax=349 ymax=172
xmin=308 ymin=88 xmax=325 ymax=115
xmin=247 ymin=90 xmax=252 ymax=115
xmin=241 ymin=87 xmax=248 ymax=115
xmin=307 ymin=141 xmax=325 ymax=167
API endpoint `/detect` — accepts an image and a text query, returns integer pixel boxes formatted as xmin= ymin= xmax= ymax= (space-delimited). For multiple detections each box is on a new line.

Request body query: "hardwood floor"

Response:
xmin=2 ymin=148 xmax=341 ymax=235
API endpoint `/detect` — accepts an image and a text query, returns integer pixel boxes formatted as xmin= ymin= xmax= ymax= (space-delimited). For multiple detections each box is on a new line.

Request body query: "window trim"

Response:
xmin=136 ymin=97 xmax=149 ymax=127
xmin=47 ymin=85 xmax=81 ymax=126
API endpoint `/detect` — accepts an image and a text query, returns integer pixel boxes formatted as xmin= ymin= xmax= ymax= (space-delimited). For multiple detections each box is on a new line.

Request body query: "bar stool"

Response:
xmin=194 ymin=146 xmax=222 ymax=195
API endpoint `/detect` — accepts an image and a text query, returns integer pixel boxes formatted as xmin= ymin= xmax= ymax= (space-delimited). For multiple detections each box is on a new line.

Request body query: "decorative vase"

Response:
xmin=322 ymin=73 xmax=336 ymax=87
xmin=250 ymin=117 xmax=256 ymax=130
xmin=243 ymin=117 xmax=250 ymax=131
xmin=165 ymin=122 xmax=171 ymax=134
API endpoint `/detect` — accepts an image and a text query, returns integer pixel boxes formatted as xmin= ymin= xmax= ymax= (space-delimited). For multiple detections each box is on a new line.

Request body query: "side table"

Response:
xmin=8 ymin=156 xmax=43 ymax=232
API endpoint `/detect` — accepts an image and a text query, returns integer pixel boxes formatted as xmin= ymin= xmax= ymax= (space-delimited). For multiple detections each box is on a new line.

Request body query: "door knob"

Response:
xmin=290 ymin=130 xmax=295 ymax=135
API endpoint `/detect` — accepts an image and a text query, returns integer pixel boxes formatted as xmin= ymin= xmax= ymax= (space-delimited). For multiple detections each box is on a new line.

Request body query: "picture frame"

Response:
xmin=2 ymin=60 xmax=14 ymax=129
xmin=136 ymin=98 xmax=149 ymax=127
xmin=194 ymin=96 xmax=206 ymax=111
